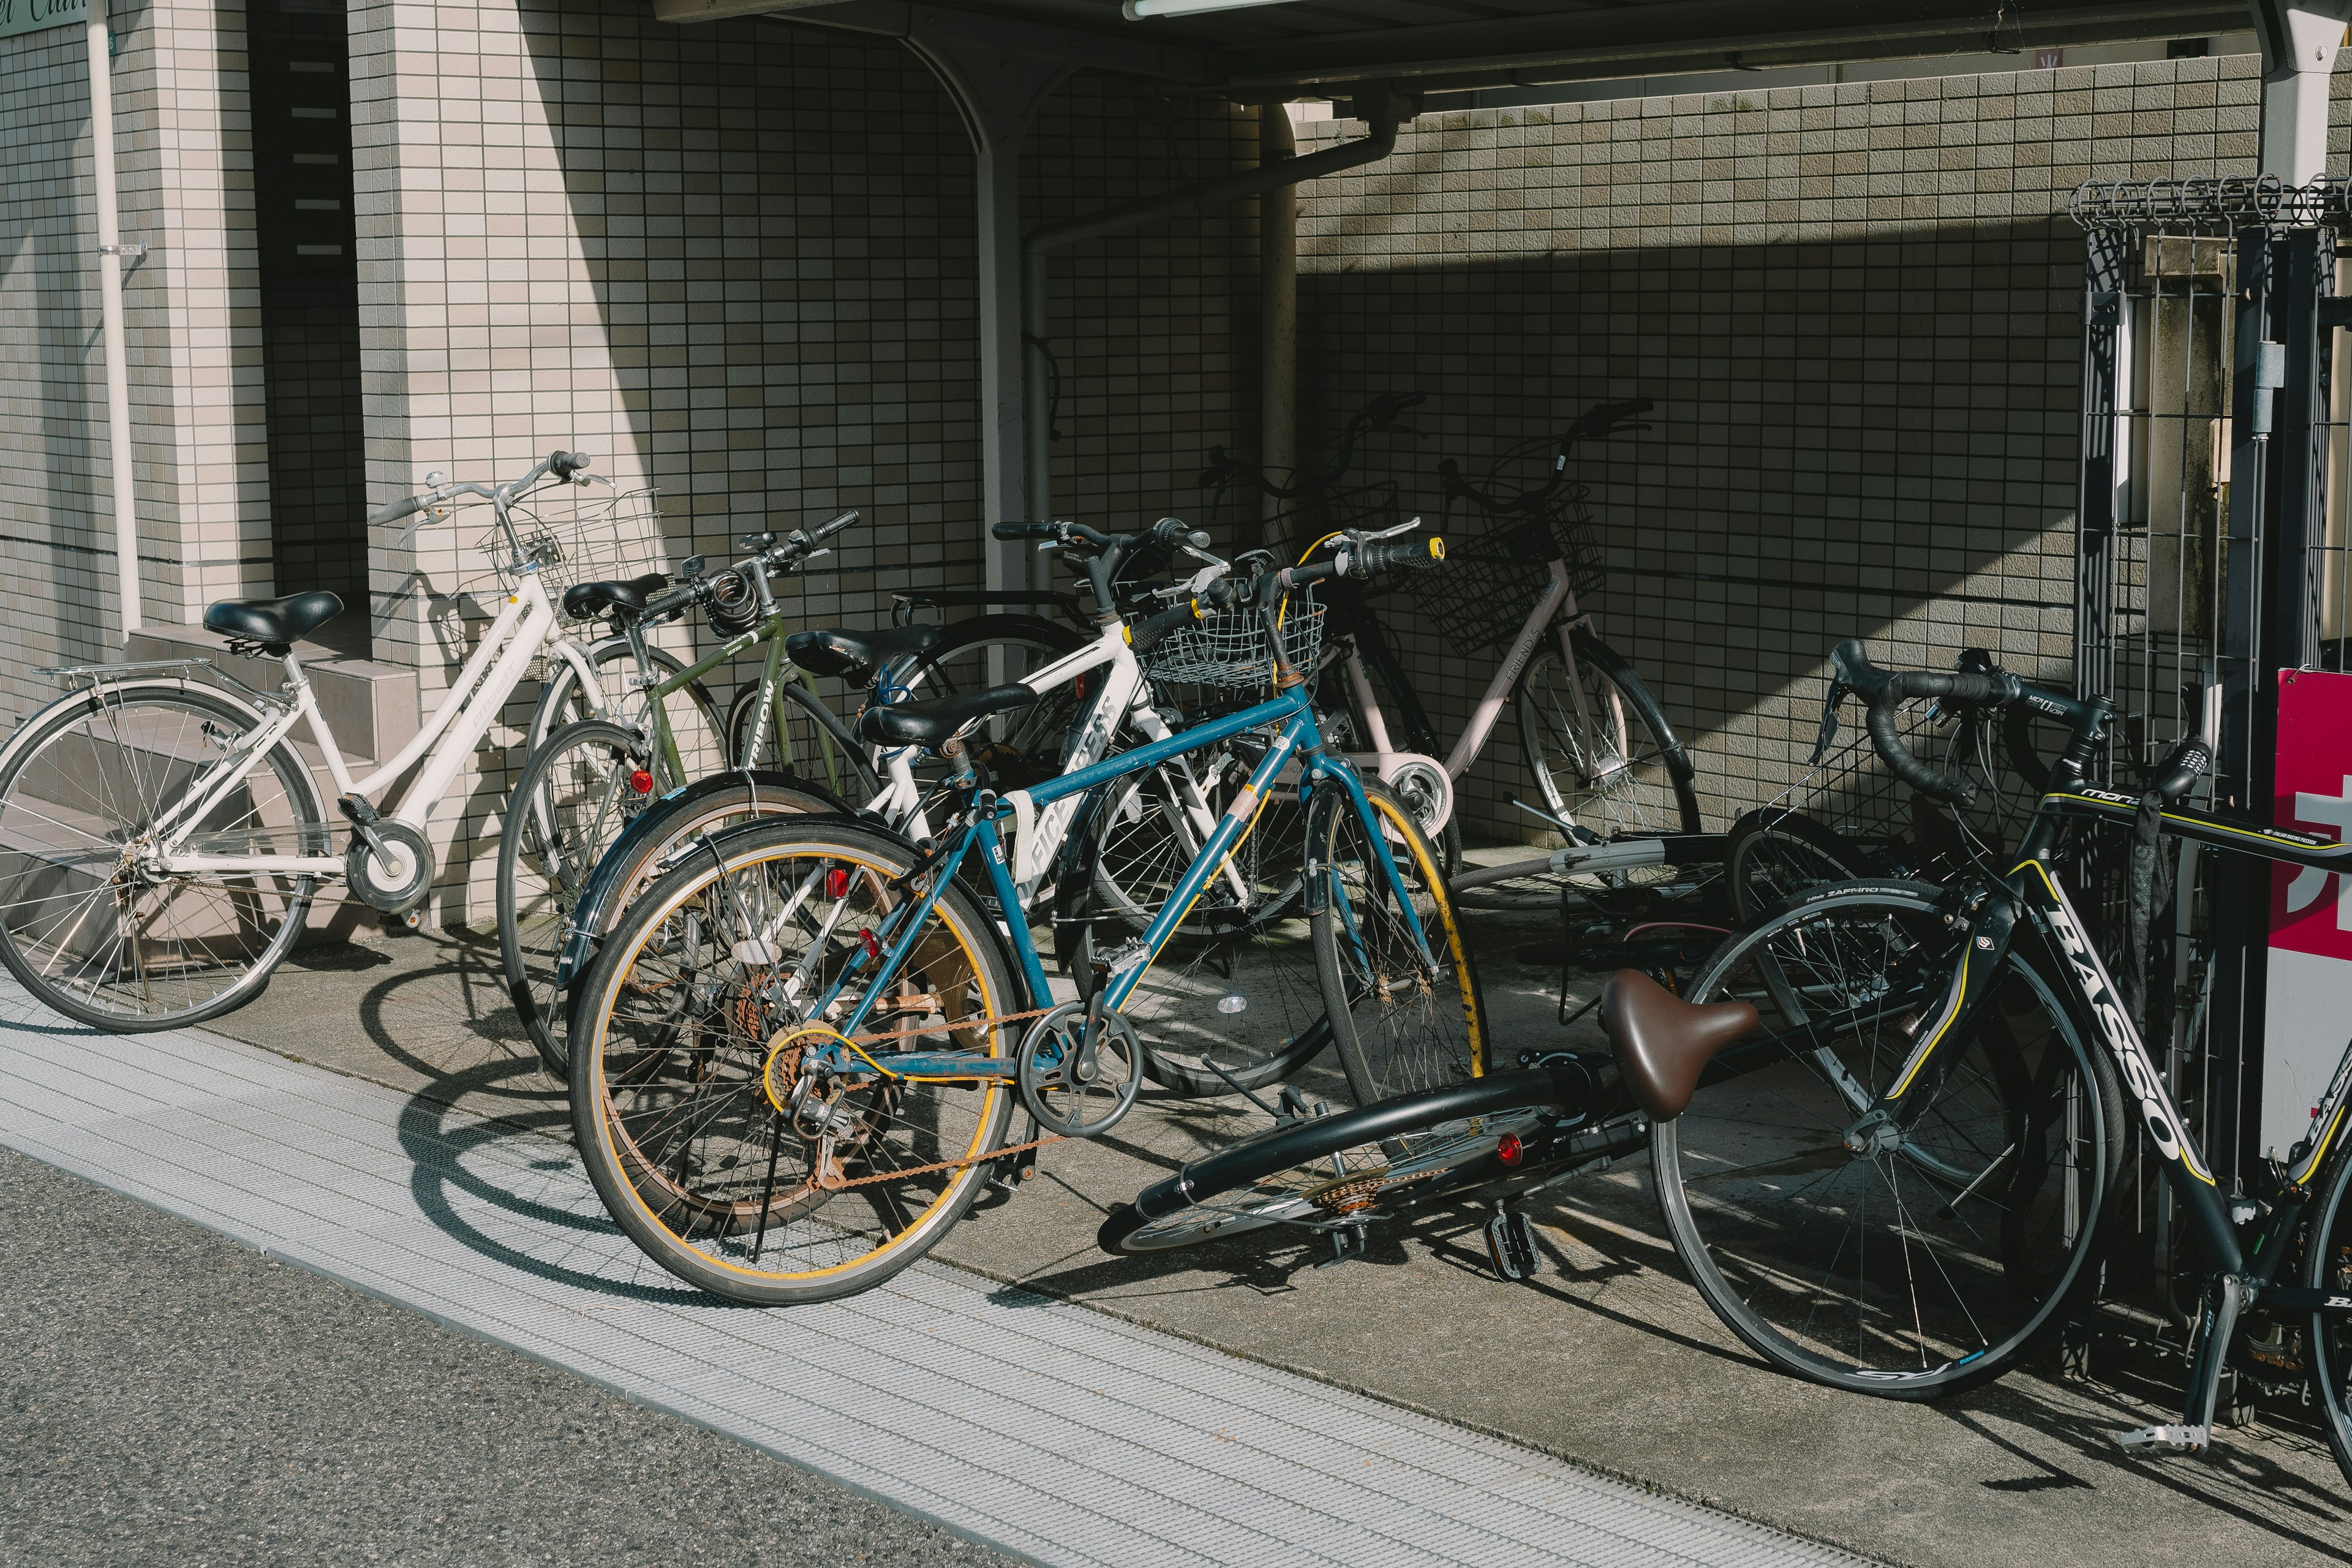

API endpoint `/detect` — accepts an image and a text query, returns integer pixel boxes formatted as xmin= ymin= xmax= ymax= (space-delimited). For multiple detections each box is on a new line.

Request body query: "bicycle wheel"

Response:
xmin=1516 ymin=631 xmax=1700 ymax=852
xmin=568 ymin=818 xmax=1018 ymax=1305
xmin=0 ymin=680 xmax=328 ymax=1030
xmin=1723 ymin=806 xmax=1873 ymax=925
xmin=1653 ymin=880 xmax=2124 ymax=1398
xmin=1068 ymin=753 xmax=1330 ymax=1099
xmin=900 ymin=615 xmax=1086 ymax=788
xmin=1313 ymin=777 xmax=1488 ymax=1103
xmin=1099 ymin=1069 xmax=1574 ymax=1254
xmin=722 ymin=676 xmax=880 ymax=801
xmin=530 ymin=636 xmax=725 ymax=772
xmin=499 ymin=741 xmax=832 ymax=1077
xmin=2302 ymin=1136 xmax=2352 ymax=1489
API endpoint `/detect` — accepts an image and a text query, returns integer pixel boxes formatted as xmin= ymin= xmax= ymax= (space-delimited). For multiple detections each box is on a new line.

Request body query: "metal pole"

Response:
xmin=87 ymin=0 xmax=138 ymax=635
xmin=1259 ymin=104 xmax=1297 ymax=541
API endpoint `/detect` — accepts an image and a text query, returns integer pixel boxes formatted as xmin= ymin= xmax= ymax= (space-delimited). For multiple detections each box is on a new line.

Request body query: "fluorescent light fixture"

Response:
xmin=1124 ymin=0 xmax=1298 ymax=18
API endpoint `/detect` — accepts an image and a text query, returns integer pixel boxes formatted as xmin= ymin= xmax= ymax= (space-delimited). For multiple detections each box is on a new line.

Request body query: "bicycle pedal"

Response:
xmin=1484 ymin=1207 xmax=1541 ymax=1282
xmin=2116 ymin=1423 xmax=2208 ymax=1455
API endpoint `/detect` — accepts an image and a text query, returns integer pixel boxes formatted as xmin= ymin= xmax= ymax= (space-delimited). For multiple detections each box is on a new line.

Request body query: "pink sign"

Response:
xmin=2271 ymin=668 xmax=2352 ymax=962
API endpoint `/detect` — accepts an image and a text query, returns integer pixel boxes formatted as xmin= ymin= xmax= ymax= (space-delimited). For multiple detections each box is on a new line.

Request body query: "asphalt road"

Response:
xmin=0 ymin=1146 xmax=1016 ymax=1568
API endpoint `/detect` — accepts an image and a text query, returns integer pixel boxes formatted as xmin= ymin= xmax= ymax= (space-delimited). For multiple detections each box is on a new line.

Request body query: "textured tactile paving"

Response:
xmin=0 ymin=981 xmax=1873 ymax=1568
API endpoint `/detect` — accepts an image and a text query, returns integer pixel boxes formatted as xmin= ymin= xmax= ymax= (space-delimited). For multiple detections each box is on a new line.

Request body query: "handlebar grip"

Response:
xmin=1128 ymin=600 xmax=1201 ymax=657
xmin=992 ymin=521 xmax=1060 ymax=541
xmin=811 ymin=508 xmax=860 ymax=543
xmin=642 ymin=582 xmax=702 ymax=622
xmin=1144 ymin=516 xmax=1211 ymax=554
xmin=549 ymin=450 xmax=590 ymax=481
xmin=369 ymin=494 xmax=424 ymax=527
xmin=1351 ymin=537 xmax=1445 ymax=576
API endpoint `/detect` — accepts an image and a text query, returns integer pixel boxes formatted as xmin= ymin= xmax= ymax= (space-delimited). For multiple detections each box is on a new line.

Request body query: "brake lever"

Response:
xmin=1359 ymin=518 xmax=1419 ymax=543
xmin=1808 ymin=680 xmax=1849 ymax=767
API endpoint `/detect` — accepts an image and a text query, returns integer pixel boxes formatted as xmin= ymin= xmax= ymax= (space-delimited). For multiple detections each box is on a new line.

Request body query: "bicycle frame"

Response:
xmin=797 ymin=685 xmax=1434 ymax=1085
xmin=154 ymin=570 xmax=590 ymax=879
xmin=1305 ymin=559 xmax=1622 ymax=826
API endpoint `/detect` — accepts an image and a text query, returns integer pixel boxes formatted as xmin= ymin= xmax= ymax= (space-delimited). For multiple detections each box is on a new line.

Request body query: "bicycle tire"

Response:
xmin=530 ymin=636 xmax=725 ymax=771
xmin=722 ymin=676 xmax=881 ymax=801
xmin=1722 ymin=805 xmax=1874 ymax=925
xmin=1313 ymin=777 xmax=1488 ymax=1104
xmin=2302 ymin=1129 xmax=2352 ymax=1490
xmin=0 ymin=680 xmax=328 ymax=1030
xmin=500 ymin=748 xmax=835 ymax=1077
xmin=1065 ymin=752 xmax=1332 ymax=1099
xmin=568 ymin=817 xmax=1018 ymax=1305
xmin=1653 ymin=879 xmax=2124 ymax=1398
xmin=1099 ymin=1068 xmax=1577 ymax=1254
xmin=1516 ymin=631 xmax=1701 ymax=844
xmin=497 ymin=721 xmax=677 ymax=1075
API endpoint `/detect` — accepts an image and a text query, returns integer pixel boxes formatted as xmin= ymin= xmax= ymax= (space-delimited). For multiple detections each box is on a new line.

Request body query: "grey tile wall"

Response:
xmin=1289 ymin=55 xmax=2320 ymax=842
xmin=349 ymin=0 xmax=983 ymax=920
xmin=0 ymin=1 xmax=273 ymax=724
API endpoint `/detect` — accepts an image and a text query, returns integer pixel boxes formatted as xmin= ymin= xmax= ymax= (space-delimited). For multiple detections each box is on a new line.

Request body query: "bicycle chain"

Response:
xmin=802 ymin=1004 xmax=1068 ymax=1191
xmin=815 ymin=1128 xmax=1066 ymax=1192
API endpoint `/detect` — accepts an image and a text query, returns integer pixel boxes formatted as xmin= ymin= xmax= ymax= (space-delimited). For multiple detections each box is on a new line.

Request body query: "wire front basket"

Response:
xmin=1412 ymin=486 xmax=1604 ymax=654
xmin=497 ymin=486 xmax=666 ymax=608
xmin=1144 ymin=596 xmax=1327 ymax=693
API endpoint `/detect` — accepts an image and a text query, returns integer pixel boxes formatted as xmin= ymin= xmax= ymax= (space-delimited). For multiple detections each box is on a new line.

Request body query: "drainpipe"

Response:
xmin=1021 ymin=87 xmax=1410 ymax=526
xmin=2252 ymin=0 xmax=2352 ymax=184
xmin=1259 ymin=104 xmax=1296 ymax=539
xmin=88 ymin=0 xmax=140 ymax=635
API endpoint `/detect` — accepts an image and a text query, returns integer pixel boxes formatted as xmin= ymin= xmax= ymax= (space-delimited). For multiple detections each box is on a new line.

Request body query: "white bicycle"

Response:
xmin=0 ymin=450 xmax=692 ymax=1030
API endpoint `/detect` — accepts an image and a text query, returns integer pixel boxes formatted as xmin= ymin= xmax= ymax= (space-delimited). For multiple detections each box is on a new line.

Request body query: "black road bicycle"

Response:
xmin=1655 ymin=643 xmax=2352 ymax=1486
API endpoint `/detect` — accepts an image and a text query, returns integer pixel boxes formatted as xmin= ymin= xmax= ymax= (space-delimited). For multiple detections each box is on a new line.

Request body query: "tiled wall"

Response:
xmin=9 ymin=9 xmax=2339 ymax=918
xmin=349 ymin=0 xmax=984 ymax=921
xmin=1287 ymin=56 xmax=2303 ymax=841
xmin=0 ymin=1 xmax=272 ymax=724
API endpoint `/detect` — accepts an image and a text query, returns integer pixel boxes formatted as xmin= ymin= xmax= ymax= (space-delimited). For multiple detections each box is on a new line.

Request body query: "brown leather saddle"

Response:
xmin=1600 ymin=969 xmax=1759 ymax=1121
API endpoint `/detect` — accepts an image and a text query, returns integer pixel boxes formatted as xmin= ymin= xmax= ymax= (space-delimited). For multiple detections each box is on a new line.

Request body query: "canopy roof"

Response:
xmin=722 ymin=0 xmax=2248 ymax=97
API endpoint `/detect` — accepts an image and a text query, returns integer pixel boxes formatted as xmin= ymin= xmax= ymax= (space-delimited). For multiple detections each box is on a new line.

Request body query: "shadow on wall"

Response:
xmin=503 ymin=0 xmax=986 ymax=629
xmin=1272 ymin=219 xmax=2082 ymax=840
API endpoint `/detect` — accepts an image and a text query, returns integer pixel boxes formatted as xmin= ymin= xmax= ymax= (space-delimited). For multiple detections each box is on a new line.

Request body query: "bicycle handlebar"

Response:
xmin=1826 ymin=640 xmax=2115 ymax=807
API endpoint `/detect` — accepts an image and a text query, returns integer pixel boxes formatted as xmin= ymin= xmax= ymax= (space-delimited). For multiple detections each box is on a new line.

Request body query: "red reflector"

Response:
xmin=627 ymin=769 xmax=654 ymax=794
xmin=825 ymin=868 xmax=851 ymax=900
xmin=1497 ymin=1132 xmax=1524 ymax=1167
xmin=860 ymin=928 xmax=882 ymax=960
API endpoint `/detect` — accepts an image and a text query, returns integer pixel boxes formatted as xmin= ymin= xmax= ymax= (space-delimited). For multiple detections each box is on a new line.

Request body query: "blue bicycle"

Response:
xmin=562 ymin=518 xmax=1478 ymax=1303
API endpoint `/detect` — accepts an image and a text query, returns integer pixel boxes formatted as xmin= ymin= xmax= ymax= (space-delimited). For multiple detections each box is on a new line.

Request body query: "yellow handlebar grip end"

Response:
xmin=1428 ymin=538 xmax=1446 ymax=560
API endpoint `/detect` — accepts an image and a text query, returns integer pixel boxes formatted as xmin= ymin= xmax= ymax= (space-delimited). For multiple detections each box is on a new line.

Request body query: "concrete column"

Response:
xmin=902 ymin=41 xmax=1067 ymax=603
xmin=2253 ymin=0 xmax=2352 ymax=184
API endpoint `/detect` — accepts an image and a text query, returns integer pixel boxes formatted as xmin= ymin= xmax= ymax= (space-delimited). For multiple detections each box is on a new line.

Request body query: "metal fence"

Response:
xmin=2073 ymin=173 xmax=2346 ymax=1295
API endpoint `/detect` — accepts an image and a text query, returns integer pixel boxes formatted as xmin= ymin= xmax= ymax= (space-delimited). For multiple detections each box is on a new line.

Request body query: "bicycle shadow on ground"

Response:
xmin=391 ymin=1052 xmax=724 ymax=1308
xmin=1935 ymin=1363 xmax=2352 ymax=1556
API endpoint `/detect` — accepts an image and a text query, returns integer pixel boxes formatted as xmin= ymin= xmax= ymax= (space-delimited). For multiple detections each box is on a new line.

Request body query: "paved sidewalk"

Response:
xmin=184 ymin=922 xmax=2352 ymax=1568
xmin=0 ymin=980 xmax=1868 ymax=1568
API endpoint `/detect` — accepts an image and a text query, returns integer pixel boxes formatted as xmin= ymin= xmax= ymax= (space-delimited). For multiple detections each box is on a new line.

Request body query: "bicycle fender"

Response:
xmin=552 ymin=769 xmax=856 ymax=990
xmin=1569 ymin=627 xmax=1697 ymax=785
xmin=0 ymin=675 xmax=328 ymax=832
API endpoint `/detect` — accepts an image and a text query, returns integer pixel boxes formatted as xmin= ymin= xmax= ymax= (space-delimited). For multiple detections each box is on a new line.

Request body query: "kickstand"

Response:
xmin=1205 ymin=1056 xmax=1320 ymax=1130
xmin=988 ymin=1113 xmax=1043 ymax=1194
xmin=1313 ymin=1221 xmax=1370 ymax=1269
